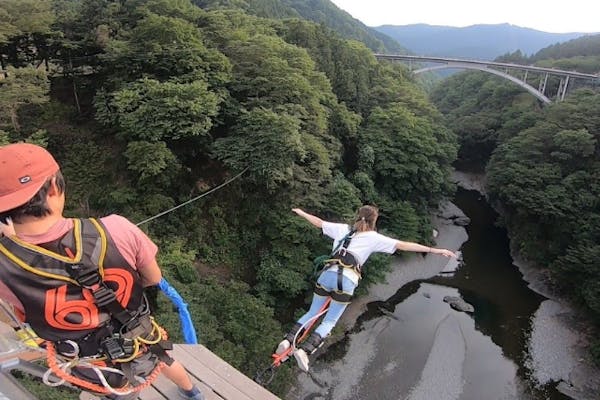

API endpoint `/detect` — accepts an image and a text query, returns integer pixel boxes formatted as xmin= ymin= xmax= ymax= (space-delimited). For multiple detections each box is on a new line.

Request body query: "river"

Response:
xmin=286 ymin=188 xmax=573 ymax=400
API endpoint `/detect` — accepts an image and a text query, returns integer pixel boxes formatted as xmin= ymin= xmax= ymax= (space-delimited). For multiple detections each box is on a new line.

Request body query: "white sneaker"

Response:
xmin=276 ymin=339 xmax=290 ymax=355
xmin=294 ymin=348 xmax=310 ymax=372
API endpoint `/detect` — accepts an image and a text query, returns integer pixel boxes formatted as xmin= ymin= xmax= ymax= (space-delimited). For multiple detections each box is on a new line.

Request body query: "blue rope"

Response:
xmin=158 ymin=278 xmax=198 ymax=344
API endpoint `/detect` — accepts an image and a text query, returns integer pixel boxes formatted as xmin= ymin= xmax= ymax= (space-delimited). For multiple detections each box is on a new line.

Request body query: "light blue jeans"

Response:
xmin=297 ymin=269 xmax=358 ymax=338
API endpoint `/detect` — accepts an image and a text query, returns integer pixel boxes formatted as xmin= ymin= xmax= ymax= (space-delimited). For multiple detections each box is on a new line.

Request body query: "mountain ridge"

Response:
xmin=374 ymin=23 xmax=589 ymax=60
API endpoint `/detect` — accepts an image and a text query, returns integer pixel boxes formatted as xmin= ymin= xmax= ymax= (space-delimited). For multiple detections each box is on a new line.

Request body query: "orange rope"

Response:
xmin=271 ymin=297 xmax=332 ymax=366
xmin=44 ymin=326 xmax=169 ymax=395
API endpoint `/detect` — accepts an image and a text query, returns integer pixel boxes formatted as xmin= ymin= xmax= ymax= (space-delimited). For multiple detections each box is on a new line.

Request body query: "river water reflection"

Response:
xmin=288 ymin=188 xmax=569 ymax=400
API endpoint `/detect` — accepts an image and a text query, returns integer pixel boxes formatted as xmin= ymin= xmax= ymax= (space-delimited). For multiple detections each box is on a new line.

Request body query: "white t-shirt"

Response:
xmin=321 ymin=221 xmax=398 ymax=284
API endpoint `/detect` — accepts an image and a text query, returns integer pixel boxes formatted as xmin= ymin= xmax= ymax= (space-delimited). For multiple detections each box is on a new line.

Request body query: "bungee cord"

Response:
xmin=136 ymin=167 xmax=248 ymax=227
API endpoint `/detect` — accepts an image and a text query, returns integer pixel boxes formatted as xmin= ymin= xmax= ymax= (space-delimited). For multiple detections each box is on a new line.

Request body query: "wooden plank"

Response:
xmin=171 ymin=346 xmax=255 ymax=400
xmin=175 ymin=345 xmax=280 ymax=400
xmin=137 ymin=384 xmax=168 ymax=400
xmin=150 ymin=371 xmax=222 ymax=400
xmin=77 ymin=373 xmax=216 ymax=400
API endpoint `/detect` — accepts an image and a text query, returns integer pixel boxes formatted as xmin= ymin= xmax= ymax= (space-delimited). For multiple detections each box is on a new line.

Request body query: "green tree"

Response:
xmin=0 ymin=66 xmax=49 ymax=132
xmin=125 ymin=140 xmax=179 ymax=180
xmin=213 ymin=107 xmax=304 ymax=186
xmin=95 ymin=78 xmax=221 ymax=142
xmin=359 ymin=104 xmax=456 ymax=207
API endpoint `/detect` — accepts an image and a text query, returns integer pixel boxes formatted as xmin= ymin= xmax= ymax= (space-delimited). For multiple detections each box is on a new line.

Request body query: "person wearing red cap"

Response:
xmin=0 ymin=143 xmax=204 ymax=400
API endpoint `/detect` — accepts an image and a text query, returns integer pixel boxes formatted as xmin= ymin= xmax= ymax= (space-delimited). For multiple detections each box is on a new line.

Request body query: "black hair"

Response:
xmin=0 ymin=171 xmax=65 ymax=223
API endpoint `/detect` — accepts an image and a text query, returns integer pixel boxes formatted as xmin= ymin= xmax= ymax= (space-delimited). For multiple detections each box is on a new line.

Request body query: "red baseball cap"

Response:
xmin=0 ymin=143 xmax=60 ymax=213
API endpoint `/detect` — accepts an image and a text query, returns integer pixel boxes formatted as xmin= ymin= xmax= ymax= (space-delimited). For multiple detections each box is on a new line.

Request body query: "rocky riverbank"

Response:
xmin=452 ymin=171 xmax=600 ymax=400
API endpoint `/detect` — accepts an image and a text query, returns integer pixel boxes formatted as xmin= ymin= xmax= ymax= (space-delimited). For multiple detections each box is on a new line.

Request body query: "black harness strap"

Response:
xmin=314 ymin=284 xmax=352 ymax=303
xmin=333 ymin=229 xmax=356 ymax=292
xmin=66 ymin=262 xmax=136 ymax=327
xmin=62 ymin=220 xmax=174 ymax=367
xmin=312 ymin=228 xmax=360 ymax=303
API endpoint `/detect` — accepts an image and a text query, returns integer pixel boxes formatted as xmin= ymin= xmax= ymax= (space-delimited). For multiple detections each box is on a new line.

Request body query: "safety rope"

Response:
xmin=270 ymin=297 xmax=332 ymax=368
xmin=291 ymin=297 xmax=332 ymax=350
xmin=136 ymin=167 xmax=248 ymax=226
xmin=43 ymin=323 xmax=168 ymax=396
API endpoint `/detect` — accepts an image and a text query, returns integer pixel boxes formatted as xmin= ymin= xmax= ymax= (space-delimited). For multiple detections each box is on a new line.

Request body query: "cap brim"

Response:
xmin=0 ymin=179 xmax=47 ymax=213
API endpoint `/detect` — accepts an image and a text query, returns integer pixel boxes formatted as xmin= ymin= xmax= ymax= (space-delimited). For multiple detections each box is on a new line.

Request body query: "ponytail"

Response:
xmin=352 ymin=205 xmax=378 ymax=232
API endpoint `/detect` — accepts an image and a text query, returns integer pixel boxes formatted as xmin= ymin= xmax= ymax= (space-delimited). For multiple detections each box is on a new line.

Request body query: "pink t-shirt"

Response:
xmin=0 ymin=215 xmax=158 ymax=315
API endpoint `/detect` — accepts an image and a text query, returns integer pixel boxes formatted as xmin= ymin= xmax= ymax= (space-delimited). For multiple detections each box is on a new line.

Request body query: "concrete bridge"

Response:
xmin=374 ymin=54 xmax=599 ymax=104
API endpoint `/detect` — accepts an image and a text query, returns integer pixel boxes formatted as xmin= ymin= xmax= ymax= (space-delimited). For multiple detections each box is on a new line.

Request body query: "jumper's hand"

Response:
xmin=432 ymin=248 xmax=457 ymax=258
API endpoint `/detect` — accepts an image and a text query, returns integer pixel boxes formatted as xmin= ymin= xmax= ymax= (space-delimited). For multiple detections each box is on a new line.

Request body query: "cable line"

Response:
xmin=136 ymin=167 xmax=248 ymax=227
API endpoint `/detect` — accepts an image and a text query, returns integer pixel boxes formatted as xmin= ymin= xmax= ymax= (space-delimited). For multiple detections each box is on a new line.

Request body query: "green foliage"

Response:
xmin=531 ymin=34 xmax=600 ymax=62
xmin=95 ymin=78 xmax=221 ymax=141
xmin=0 ymin=130 xmax=9 ymax=144
xmin=158 ymin=238 xmax=198 ymax=283
xmin=125 ymin=141 xmax=179 ymax=180
xmin=321 ymin=174 xmax=362 ymax=218
xmin=0 ymin=0 xmax=54 ymax=43
xmin=0 ymin=66 xmax=49 ymax=132
xmin=200 ymin=0 xmax=406 ymax=53
xmin=359 ymin=103 xmax=456 ymax=207
xmin=155 ymin=272 xmax=281 ymax=377
xmin=213 ymin=107 xmax=304 ymax=185
xmin=350 ymin=171 xmax=377 ymax=203
xmin=102 ymin=9 xmax=231 ymax=85
xmin=484 ymin=90 xmax=600 ymax=342
xmin=431 ymin=70 xmax=540 ymax=170
xmin=12 ymin=370 xmax=79 ymax=400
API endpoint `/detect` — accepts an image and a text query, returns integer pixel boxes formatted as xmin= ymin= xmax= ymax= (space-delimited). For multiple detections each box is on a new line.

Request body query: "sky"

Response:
xmin=329 ymin=0 xmax=599 ymax=33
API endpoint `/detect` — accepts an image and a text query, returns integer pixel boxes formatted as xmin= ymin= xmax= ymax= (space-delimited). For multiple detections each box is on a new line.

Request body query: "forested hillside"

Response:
xmin=0 ymin=0 xmax=456 ymax=394
xmin=195 ymin=0 xmax=406 ymax=53
xmin=430 ymin=34 xmax=600 ymax=364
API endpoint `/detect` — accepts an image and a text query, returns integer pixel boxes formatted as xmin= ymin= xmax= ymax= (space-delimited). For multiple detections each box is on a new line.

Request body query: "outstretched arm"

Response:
xmin=395 ymin=240 xmax=457 ymax=258
xmin=292 ymin=208 xmax=324 ymax=229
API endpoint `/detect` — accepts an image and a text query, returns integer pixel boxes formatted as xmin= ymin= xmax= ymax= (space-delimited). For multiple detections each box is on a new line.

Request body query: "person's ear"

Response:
xmin=47 ymin=176 xmax=60 ymax=196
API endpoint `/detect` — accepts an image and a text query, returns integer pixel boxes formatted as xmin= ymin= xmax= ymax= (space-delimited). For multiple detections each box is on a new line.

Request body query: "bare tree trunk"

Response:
xmin=0 ymin=56 xmax=6 ymax=79
xmin=10 ymin=106 xmax=20 ymax=132
xmin=69 ymin=56 xmax=81 ymax=114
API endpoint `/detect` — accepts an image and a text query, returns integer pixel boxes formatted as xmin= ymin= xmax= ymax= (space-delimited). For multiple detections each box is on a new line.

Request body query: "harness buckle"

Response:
xmin=101 ymin=336 xmax=126 ymax=360
xmin=92 ymin=285 xmax=118 ymax=307
xmin=67 ymin=263 xmax=101 ymax=288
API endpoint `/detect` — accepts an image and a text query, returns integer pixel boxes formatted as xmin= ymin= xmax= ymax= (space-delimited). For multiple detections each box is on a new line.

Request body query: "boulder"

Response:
xmin=443 ymin=296 xmax=475 ymax=313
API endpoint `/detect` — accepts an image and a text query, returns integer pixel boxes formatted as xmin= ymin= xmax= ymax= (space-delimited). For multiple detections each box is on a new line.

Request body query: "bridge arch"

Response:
xmin=414 ymin=64 xmax=551 ymax=104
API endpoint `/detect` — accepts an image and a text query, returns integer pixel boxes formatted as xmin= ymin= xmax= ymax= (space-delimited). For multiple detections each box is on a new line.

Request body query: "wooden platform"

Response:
xmin=130 ymin=344 xmax=281 ymax=400
xmin=1 ymin=322 xmax=280 ymax=400
xmin=78 ymin=344 xmax=281 ymax=400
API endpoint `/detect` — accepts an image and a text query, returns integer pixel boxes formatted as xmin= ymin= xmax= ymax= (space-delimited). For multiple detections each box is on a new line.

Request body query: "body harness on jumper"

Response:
xmin=0 ymin=218 xmax=174 ymax=396
xmin=314 ymin=227 xmax=360 ymax=303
